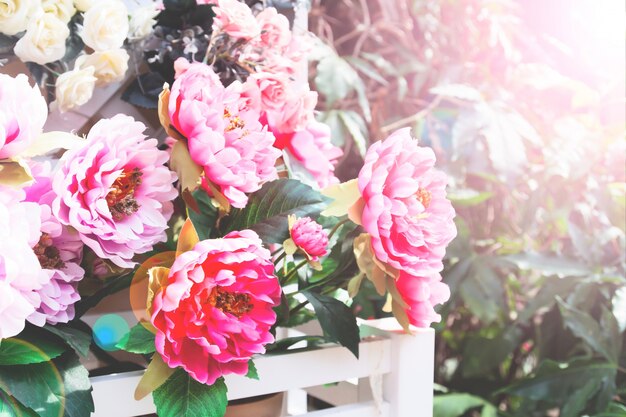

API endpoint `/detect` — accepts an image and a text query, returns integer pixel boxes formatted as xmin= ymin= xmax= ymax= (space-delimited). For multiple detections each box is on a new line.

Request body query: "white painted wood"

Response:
xmin=90 ymin=318 xmax=435 ymax=417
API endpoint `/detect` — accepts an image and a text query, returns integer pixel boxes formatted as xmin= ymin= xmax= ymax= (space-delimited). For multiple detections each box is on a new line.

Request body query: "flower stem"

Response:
xmin=328 ymin=217 xmax=351 ymax=240
xmin=281 ymin=259 xmax=308 ymax=286
xmin=274 ymin=251 xmax=286 ymax=267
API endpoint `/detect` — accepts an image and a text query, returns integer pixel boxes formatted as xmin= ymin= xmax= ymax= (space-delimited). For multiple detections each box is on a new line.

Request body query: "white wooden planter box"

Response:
xmin=89 ymin=318 xmax=434 ymax=417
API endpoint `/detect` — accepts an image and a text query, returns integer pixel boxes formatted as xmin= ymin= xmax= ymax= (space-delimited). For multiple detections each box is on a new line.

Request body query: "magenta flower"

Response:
xmin=0 ymin=188 xmax=48 ymax=340
xmin=396 ymin=272 xmax=450 ymax=328
xmin=24 ymin=162 xmax=85 ymax=325
xmin=151 ymin=230 xmax=281 ymax=385
xmin=169 ymin=61 xmax=281 ymax=208
xmin=357 ymin=128 xmax=457 ymax=276
xmin=0 ymin=73 xmax=47 ymax=159
xmin=52 ymin=114 xmax=178 ymax=268
xmin=289 ymin=217 xmax=329 ymax=261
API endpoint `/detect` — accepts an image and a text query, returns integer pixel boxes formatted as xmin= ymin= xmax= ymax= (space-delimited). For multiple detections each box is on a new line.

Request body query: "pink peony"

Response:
xmin=290 ymin=217 xmax=329 ymax=261
xmin=266 ymin=88 xmax=317 ymax=136
xmin=212 ymin=0 xmax=260 ymax=40
xmin=357 ymin=128 xmax=456 ymax=276
xmin=52 ymin=114 xmax=178 ymax=268
xmin=24 ymin=162 xmax=85 ymax=325
xmin=255 ymin=7 xmax=291 ymax=50
xmin=396 ymin=273 xmax=450 ymax=328
xmin=288 ymin=121 xmax=342 ymax=188
xmin=0 ymin=188 xmax=49 ymax=340
xmin=249 ymin=71 xmax=290 ymax=112
xmin=0 ymin=73 xmax=47 ymax=159
xmin=169 ymin=61 xmax=281 ymax=208
xmin=151 ymin=230 xmax=281 ymax=385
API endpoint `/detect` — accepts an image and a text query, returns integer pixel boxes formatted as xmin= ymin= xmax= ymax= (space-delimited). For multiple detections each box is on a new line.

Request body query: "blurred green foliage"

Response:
xmin=309 ymin=0 xmax=626 ymax=415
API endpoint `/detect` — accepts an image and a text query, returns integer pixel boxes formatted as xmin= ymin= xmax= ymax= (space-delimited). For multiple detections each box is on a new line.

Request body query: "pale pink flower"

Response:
xmin=169 ymin=61 xmax=281 ymax=208
xmin=151 ymin=230 xmax=281 ymax=385
xmin=266 ymin=88 xmax=317 ymax=135
xmin=290 ymin=217 xmax=329 ymax=261
xmin=0 ymin=188 xmax=48 ymax=340
xmin=288 ymin=121 xmax=342 ymax=188
xmin=396 ymin=273 xmax=450 ymax=328
xmin=357 ymin=128 xmax=457 ymax=276
xmin=255 ymin=7 xmax=291 ymax=50
xmin=0 ymin=73 xmax=47 ymax=159
xmin=52 ymin=114 xmax=178 ymax=268
xmin=212 ymin=0 xmax=260 ymax=40
xmin=249 ymin=71 xmax=290 ymax=112
xmin=24 ymin=162 xmax=85 ymax=325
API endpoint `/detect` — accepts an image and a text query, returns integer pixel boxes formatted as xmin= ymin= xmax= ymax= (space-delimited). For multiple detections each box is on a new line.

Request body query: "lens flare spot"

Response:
xmin=92 ymin=314 xmax=130 ymax=351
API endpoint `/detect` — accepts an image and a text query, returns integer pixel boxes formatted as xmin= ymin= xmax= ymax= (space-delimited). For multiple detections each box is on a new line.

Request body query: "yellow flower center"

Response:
xmin=106 ymin=168 xmax=143 ymax=221
xmin=416 ymin=188 xmax=432 ymax=209
xmin=208 ymin=286 xmax=253 ymax=317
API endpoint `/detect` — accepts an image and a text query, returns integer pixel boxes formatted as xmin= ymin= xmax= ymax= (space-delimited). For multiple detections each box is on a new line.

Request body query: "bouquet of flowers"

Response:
xmin=0 ymin=0 xmax=158 ymax=112
xmin=0 ymin=1 xmax=456 ymax=416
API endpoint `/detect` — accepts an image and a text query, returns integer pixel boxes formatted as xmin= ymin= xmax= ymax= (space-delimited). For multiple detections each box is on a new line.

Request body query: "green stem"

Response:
xmin=289 ymin=300 xmax=310 ymax=315
xmin=274 ymin=251 xmax=286 ymax=266
xmin=328 ymin=217 xmax=350 ymax=239
xmin=281 ymin=259 xmax=308 ymax=286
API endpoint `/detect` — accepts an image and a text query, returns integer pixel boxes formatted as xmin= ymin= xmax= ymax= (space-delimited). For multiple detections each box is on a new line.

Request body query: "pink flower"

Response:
xmin=151 ymin=230 xmax=281 ymax=385
xmin=290 ymin=217 xmax=329 ymax=261
xmin=24 ymin=162 xmax=85 ymax=325
xmin=0 ymin=188 xmax=49 ymax=340
xmin=212 ymin=0 xmax=260 ymax=40
xmin=0 ymin=73 xmax=47 ymax=159
xmin=357 ymin=128 xmax=456 ymax=276
xmin=255 ymin=7 xmax=291 ymax=50
xmin=169 ymin=61 xmax=281 ymax=208
xmin=52 ymin=114 xmax=178 ymax=268
xmin=288 ymin=121 xmax=342 ymax=188
xmin=396 ymin=273 xmax=450 ymax=328
xmin=266 ymin=88 xmax=317 ymax=135
xmin=249 ymin=71 xmax=290 ymax=112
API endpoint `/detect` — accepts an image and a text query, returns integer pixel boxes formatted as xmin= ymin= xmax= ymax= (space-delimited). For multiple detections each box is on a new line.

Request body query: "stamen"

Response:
xmin=416 ymin=188 xmax=432 ymax=209
xmin=106 ymin=168 xmax=143 ymax=221
xmin=208 ymin=286 xmax=253 ymax=317
xmin=34 ymin=233 xmax=65 ymax=270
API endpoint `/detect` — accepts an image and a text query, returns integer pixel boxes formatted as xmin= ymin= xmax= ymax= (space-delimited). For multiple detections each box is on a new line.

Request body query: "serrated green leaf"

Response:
xmin=302 ymin=291 xmax=359 ymax=358
xmin=0 ymin=390 xmax=38 ymax=417
xmin=0 ymin=327 xmax=66 ymax=366
xmin=153 ymin=370 xmax=227 ymax=417
xmin=41 ymin=325 xmax=91 ymax=357
xmin=338 ymin=111 xmax=368 ymax=157
xmin=221 ymin=179 xmax=331 ymax=243
xmin=245 ymin=360 xmax=259 ymax=380
xmin=0 ymin=351 xmax=94 ymax=417
xmin=116 ymin=324 xmax=156 ymax=354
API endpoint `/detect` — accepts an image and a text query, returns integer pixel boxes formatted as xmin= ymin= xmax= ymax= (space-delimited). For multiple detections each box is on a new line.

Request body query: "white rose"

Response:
xmin=73 ymin=0 xmax=94 ymax=12
xmin=51 ymin=65 xmax=97 ymax=113
xmin=13 ymin=13 xmax=69 ymax=65
xmin=128 ymin=4 xmax=158 ymax=40
xmin=0 ymin=0 xmax=42 ymax=36
xmin=75 ymin=48 xmax=129 ymax=86
xmin=42 ymin=0 xmax=75 ymax=23
xmin=80 ymin=0 xmax=128 ymax=51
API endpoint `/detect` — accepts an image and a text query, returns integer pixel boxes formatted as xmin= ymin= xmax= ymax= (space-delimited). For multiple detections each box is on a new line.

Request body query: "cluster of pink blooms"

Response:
xmin=168 ymin=0 xmax=342 ymax=211
xmin=355 ymin=128 xmax=457 ymax=327
xmin=0 ymin=74 xmax=177 ymax=340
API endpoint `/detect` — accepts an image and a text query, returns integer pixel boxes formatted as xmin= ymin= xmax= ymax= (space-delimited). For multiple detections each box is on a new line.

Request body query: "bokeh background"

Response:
xmin=305 ymin=1 xmax=626 ymax=415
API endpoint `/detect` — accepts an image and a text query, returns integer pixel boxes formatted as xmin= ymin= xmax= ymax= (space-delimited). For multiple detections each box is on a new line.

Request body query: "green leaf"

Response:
xmin=504 ymin=252 xmax=591 ymax=277
xmin=433 ymin=393 xmax=495 ymax=417
xmin=0 ymin=351 xmax=94 ymax=417
xmin=557 ymin=298 xmax=618 ymax=363
xmin=116 ymin=324 xmax=156 ymax=354
xmin=187 ymin=188 xmax=218 ymax=241
xmin=245 ymin=360 xmax=259 ymax=380
xmin=41 ymin=325 xmax=91 ymax=357
xmin=302 ymin=291 xmax=359 ymax=358
xmin=153 ymin=370 xmax=227 ymax=417
xmin=0 ymin=327 xmax=66 ymax=365
xmin=0 ymin=390 xmax=38 ymax=417
xmin=265 ymin=336 xmax=325 ymax=353
xmin=458 ymin=262 xmax=504 ymax=323
xmin=516 ymin=276 xmax=578 ymax=323
xmin=502 ymin=359 xmax=617 ymax=411
xmin=561 ymin=378 xmax=603 ymax=417
xmin=221 ymin=179 xmax=331 ymax=243
xmin=462 ymin=327 xmax=522 ymax=377
xmin=338 ymin=110 xmax=368 ymax=157
xmin=448 ymin=189 xmax=494 ymax=207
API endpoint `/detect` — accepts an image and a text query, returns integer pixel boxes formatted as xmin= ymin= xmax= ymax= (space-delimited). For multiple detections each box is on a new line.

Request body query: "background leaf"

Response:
xmin=116 ymin=324 xmax=156 ymax=354
xmin=153 ymin=370 xmax=227 ymax=417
